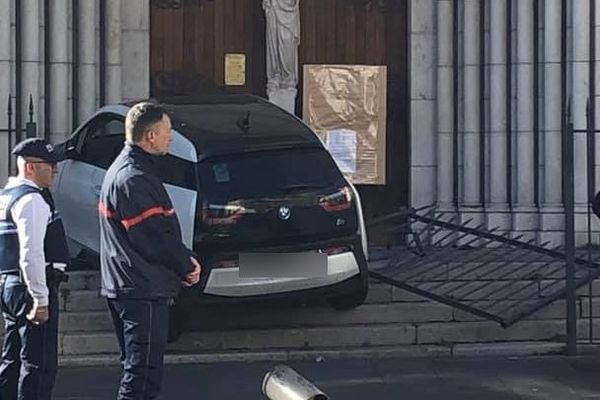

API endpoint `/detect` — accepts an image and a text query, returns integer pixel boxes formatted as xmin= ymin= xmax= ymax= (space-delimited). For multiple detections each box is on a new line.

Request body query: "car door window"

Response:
xmin=75 ymin=114 xmax=196 ymax=188
xmin=79 ymin=116 xmax=126 ymax=169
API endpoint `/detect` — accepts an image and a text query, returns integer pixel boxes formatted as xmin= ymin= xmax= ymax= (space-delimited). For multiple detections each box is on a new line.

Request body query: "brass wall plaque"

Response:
xmin=225 ymin=53 xmax=246 ymax=86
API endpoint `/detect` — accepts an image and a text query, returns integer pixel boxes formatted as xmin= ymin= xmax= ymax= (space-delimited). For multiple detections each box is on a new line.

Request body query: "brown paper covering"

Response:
xmin=302 ymin=64 xmax=387 ymax=185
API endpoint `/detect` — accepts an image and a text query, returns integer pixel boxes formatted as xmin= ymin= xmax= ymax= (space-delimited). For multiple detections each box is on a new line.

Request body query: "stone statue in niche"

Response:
xmin=263 ymin=0 xmax=300 ymax=114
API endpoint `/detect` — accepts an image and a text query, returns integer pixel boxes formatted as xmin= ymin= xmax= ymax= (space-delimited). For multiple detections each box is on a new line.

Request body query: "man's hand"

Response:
xmin=27 ymin=303 xmax=49 ymax=325
xmin=183 ymin=257 xmax=202 ymax=287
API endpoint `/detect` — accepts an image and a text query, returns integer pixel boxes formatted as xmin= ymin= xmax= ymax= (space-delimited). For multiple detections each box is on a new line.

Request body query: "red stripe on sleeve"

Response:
xmin=120 ymin=206 xmax=175 ymax=230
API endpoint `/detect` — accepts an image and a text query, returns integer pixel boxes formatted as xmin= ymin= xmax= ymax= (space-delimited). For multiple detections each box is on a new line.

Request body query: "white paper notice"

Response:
xmin=326 ymin=129 xmax=357 ymax=173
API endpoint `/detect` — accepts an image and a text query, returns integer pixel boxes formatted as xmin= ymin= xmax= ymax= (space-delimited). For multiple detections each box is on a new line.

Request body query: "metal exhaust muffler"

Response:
xmin=262 ymin=365 xmax=329 ymax=400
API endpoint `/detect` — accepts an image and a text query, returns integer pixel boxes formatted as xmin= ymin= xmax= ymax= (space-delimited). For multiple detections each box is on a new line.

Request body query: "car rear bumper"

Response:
xmin=203 ymin=251 xmax=361 ymax=297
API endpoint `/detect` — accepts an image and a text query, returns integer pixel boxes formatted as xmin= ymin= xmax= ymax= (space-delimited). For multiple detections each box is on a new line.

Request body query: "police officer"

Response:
xmin=99 ymin=102 xmax=201 ymax=400
xmin=0 ymin=138 xmax=69 ymax=400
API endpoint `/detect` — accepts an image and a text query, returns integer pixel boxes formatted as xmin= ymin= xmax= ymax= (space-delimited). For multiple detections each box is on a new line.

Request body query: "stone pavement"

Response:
xmin=53 ymin=354 xmax=600 ymax=399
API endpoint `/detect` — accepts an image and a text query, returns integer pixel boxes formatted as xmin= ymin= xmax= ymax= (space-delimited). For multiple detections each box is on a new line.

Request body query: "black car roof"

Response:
xmin=125 ymin=94 xmax=323 ymax=158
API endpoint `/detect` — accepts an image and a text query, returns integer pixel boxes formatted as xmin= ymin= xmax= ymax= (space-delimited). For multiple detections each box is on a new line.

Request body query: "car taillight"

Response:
xmin=319 ymin=187 xmax=353 ymax=212
xmin=319 ymin=245 xmax=351 ymax=255
xmin=201 ymin=201 xmax=247 ymax=225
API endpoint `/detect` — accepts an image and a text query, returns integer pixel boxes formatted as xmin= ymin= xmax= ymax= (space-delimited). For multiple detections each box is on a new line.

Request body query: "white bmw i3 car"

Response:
xmin=52 ymin=94 xmax=369 ymax=310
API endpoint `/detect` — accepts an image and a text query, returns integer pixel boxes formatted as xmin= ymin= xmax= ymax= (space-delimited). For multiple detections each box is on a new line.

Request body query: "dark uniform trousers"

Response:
xmin=0 ymin=272 xmax=60 ymax=400
xmin=107 ymin=298 xmax=170 ymax=400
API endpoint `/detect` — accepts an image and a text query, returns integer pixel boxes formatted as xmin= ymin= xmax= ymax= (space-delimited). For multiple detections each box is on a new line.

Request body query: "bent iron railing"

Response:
xmin=367 ymin=206 xmax=600 ymax=328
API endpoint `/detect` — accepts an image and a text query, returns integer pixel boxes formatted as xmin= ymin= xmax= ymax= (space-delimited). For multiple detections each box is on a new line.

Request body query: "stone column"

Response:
xmin=488 ymin=0 xmax=511 ymax=232
xmin=120 ymin=0 xmax=150 ymax=101
xmin=411 ymin=0 xmax=437 ymax=209
xmin=595 ymin=0 xmax=600 ymax=211
xmin=49 ymin=0 xmax=70 ymax=144
xmin=106 ymin=0 xmax=122 ymax=104
xmin=437 ymin=0 xmax=455 ymax=213
xmin=461 ymin=0 xmax=485 ymax=229
xmin=78 ymin=0 xmax=97 ymax=122
xmin=513 ymin=0 xmax=537 ymax=240
xmin=0 ymin=0 xmax=10 ymax=183
xmin=22 ymin=0 xmax=40 ymax=134
xmin=541 ymin=0 xmax=564 ymax=246
xmin=572 ymin=0 xmax=591 ymax=245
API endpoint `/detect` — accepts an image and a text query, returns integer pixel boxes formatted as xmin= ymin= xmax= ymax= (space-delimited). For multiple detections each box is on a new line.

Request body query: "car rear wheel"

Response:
xmin=327 ymin=250 xmax=369 ymax=310
xmin=326 ymin=282 xmax=368 ymax=310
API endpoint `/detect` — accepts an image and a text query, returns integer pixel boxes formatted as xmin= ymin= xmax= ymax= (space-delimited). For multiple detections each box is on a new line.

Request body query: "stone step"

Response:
xmin=367 ymin=279 xmax=600 ymax=304
xmin=53 ymin=302 xmax=456 ymax=334
xmin=415 ymin=280 xmax=564 ymax=300
xmin=189 ymin=297 xmax=600 ymax=329
xmin=3 ymin=294 xmax=595 ymax=336
xmin=415 ymin=318 xmax=600 ymax=344
xmin=381 ymin=261 xmax=592 ymax=281
xmin=62 ymin=270 xmax=101 ymax=291
xmin=59 ymin=285 xmax=419 ymax=313
xmin=367 ymin=280 xmax=428 ymax=303
xmin=59 ymin=318 xmax=600 ymax=356
xmin=58 ymin=289 xmax=104 ymax=312
xmin=0 ymin=311 xmax=113 ymax=335
xmin=50 ymin=271 xmax=600 ymax=335
xmin=58 ymin=275 xmax=435 ymax=309
xmin=57 ymin=341 xmax=567 ymax=366
xmin=453 ymin=297 xmax=600 ymax=321
xmin=59 ymin=270 xmax=600 ymax=306
xmin=59 ymin=311 xmax=113 ymax=332
xmin=185 ymin=302 xmax=454 ymax=330
xmin=64 ymin=264 xmax=596 ymax=287
xmin=57 ymin=279 xmax=449 ymax=311
xmin=60 ymin=323 xmax=418 ymax=355
xmin=60 ymin=283 xmax=600 ymax=324
xmin=46 ymin=297 xmax=600 ymax=334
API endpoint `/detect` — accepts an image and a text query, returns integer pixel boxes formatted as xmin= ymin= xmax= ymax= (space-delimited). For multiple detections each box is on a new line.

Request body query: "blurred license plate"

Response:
xmin=238 ymin=252 xmax=327 ymax=278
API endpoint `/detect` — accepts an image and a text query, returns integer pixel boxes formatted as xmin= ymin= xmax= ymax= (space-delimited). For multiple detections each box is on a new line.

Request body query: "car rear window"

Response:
xmin=197 ymin=148 xmax=346 ymax=200
xmin=154 ymin=155 xmax=197 ymax=190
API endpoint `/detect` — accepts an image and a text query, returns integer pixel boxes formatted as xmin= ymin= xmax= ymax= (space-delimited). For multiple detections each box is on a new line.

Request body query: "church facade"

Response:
xmin=0 ymin=0 xmax=597 ymax=245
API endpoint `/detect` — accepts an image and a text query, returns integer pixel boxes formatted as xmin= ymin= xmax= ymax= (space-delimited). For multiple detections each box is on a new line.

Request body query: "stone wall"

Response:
xmin=410 ymin=0 xmax=600 ymax=246
xmin=0 ymin=0 xmax=150 ymax=186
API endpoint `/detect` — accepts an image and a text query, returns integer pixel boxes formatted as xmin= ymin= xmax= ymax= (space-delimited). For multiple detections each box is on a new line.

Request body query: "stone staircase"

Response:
xmin=19 ymin=266 xmax=597 ymax=363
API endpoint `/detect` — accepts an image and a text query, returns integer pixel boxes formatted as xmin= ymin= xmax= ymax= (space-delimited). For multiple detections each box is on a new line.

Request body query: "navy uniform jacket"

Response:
xmin=0 ymin=180 xmax=70 ymax=305
xmin=98 ymin=143 xmax=195 ymax=299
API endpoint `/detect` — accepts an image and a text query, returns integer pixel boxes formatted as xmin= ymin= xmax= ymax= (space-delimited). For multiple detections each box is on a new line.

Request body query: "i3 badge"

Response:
xmin=278 ymin=206 xmax=291 ymax=220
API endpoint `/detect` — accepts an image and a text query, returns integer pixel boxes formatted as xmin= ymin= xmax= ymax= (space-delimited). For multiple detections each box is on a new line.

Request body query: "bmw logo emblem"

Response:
xmin=278 ymin=206 xmax=291 ymax=220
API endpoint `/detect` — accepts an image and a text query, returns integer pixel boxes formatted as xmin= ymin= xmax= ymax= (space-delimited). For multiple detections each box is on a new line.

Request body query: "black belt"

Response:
xmin=0 ymin=267 xmax=68 ymax=283
xmin=0 ymin=271 xmax=20 ymax=277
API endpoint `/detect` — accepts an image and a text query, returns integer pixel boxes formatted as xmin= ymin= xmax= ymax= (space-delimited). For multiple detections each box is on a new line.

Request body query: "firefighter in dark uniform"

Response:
xmin=0 ymin=138 xmax=69 ymax=400
xmin=98 ymin=102 xmax=201 ymax=400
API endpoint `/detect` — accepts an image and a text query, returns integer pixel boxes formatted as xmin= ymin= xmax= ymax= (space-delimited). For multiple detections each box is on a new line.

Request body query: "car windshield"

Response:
xmin=197 ymin=148 xmax=346 ymax=201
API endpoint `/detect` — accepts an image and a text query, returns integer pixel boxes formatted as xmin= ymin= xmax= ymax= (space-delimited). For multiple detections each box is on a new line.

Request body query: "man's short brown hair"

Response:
xmin=125 ymin=102 xmax=168 ymax=143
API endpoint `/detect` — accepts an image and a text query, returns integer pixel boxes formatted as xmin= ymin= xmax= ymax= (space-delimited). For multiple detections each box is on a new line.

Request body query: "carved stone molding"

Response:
xmin=151 ymin=0 xmax=214 ymax=9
